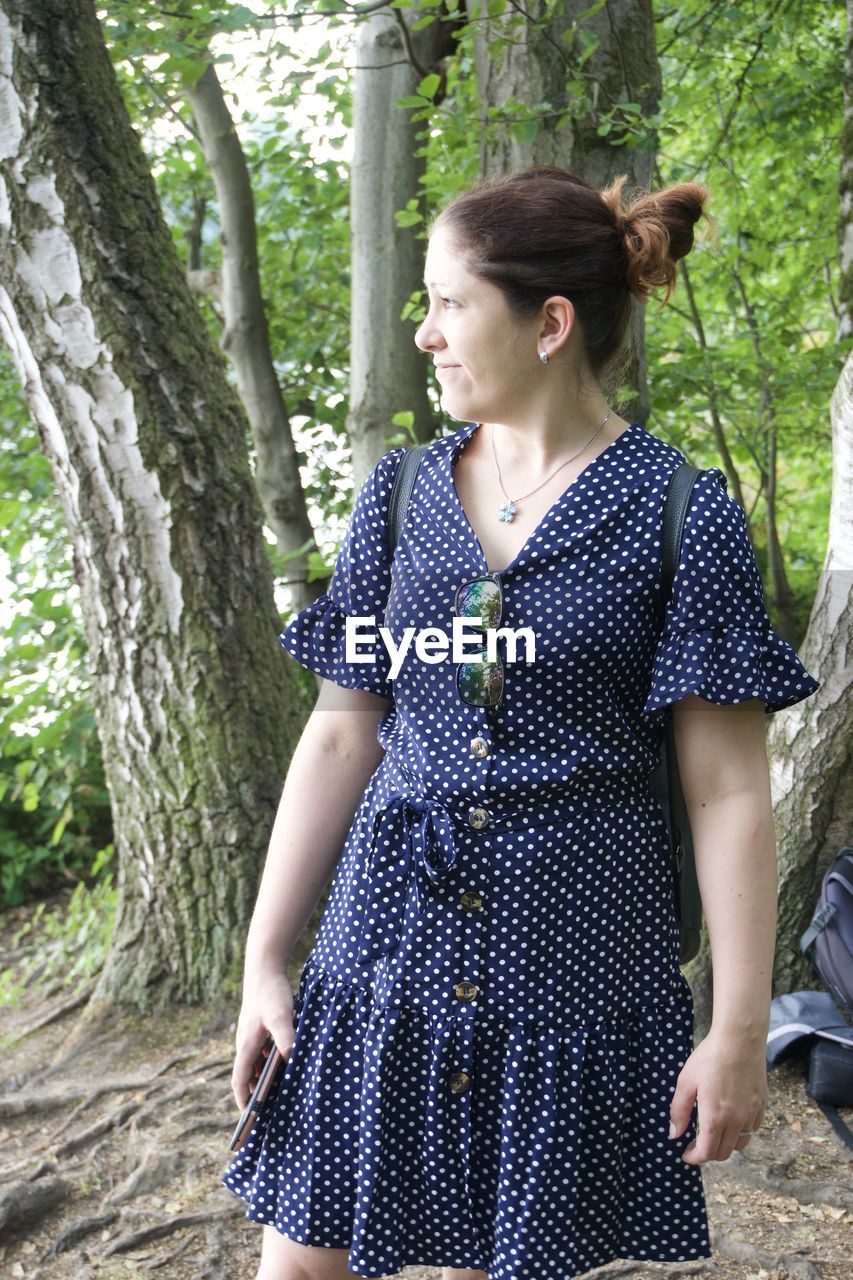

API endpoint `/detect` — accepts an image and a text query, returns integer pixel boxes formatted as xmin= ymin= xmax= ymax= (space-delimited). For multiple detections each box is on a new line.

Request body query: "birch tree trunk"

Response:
xmin=349 ymin=8 xmax=459 ymax=486
xmin=768 ymin=5 xmax=853 ymax=995
xmin=770 ymin=348 xmax=853 ymax=996
xmin=0 ymin=0 xmax=302 ymax=1010
xmin=465 ymin=0 xmax=661 ymax=425
xmin=186 ymin=63 xmax=321 ymax=613
xmin=841 ymin=0 xmax=852 ymax=347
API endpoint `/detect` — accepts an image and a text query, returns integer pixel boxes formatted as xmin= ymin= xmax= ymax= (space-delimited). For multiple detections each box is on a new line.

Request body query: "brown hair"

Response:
xmin=429 ymin=166 xmax=713 ymax=403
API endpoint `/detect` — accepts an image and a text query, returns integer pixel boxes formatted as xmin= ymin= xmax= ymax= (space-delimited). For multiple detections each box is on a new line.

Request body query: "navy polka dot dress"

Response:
xmin=221 ymin=419 xmax=821 ymax=1279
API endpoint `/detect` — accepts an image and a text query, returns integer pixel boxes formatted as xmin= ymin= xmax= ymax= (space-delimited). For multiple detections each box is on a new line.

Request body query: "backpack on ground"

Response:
xmin=767 ymin=987 xmax=853 ymax=1151
xmin=777 ymin=848 xmax=853 ymax=1150
xmin=800 ymin=846 xmax=853 ymax=1016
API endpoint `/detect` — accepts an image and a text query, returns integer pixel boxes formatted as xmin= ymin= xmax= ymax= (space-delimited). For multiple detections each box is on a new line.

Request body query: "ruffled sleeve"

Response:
xmin=642 ymin=466 xmax=821 ymax=720
xmin=278 ymin=446 xmax=407 ymax=698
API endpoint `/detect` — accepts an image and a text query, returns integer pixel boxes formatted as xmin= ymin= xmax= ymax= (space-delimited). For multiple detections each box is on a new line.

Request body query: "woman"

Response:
xmin=221 ymin=167 xmax=821 ymax=1280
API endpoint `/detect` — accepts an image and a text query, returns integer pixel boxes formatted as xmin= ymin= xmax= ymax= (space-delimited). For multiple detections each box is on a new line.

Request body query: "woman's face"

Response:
xmin=414 ymin=222 xmax=544 ymax=422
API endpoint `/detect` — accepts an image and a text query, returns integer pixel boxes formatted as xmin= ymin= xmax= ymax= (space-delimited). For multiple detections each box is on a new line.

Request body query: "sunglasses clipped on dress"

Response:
xmin=454 ymin=572 xmax=505 ymax=712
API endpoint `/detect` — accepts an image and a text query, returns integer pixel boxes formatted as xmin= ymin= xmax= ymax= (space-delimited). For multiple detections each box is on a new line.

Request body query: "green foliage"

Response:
xmin=0 ymin=355 xmax=114 ymax=908
xmin=1 ymin=0 xmax=842 ymax=930
xmin=0 ymin=846 xmax=117 ymax=1009
xmin=647 ymin=0 xmax=842 ymax=609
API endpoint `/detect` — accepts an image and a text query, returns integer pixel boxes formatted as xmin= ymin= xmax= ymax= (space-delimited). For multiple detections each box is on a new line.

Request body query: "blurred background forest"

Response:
xmin=0 ymin=0 xmax=847 ymax=1018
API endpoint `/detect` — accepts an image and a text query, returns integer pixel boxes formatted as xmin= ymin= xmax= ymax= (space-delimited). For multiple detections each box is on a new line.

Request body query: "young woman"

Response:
xmin=221 ymin=167 xmax=821 ymax=1280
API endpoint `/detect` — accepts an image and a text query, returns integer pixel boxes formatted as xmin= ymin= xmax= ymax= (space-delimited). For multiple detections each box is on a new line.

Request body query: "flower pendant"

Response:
xmin=498 ymin=499 xmax=517 ymax=523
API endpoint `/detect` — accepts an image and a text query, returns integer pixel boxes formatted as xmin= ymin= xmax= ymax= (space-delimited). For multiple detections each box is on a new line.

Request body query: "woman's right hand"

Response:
xmin=231 ymin=969 xmax=298 ymax=1111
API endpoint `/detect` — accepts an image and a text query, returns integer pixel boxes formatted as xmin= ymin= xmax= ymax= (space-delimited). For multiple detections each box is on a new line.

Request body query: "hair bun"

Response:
xmin=601 ymin=174 xmax=712 ymax=306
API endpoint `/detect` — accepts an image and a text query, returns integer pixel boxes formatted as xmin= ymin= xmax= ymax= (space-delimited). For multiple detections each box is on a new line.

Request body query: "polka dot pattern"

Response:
xmin=221 ymin=420 xmax=820 ymax=1279
xmin=642 ymin=464 xmax=821 ymax=718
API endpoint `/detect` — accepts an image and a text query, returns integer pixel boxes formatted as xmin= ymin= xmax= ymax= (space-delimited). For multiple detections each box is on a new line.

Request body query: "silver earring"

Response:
xmin=539 ymin=350 xmax=549 ymax=365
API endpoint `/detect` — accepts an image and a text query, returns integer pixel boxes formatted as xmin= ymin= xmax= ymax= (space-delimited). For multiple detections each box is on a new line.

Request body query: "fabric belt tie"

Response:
xmin=366 ymin=790 xmax=460 ymax=915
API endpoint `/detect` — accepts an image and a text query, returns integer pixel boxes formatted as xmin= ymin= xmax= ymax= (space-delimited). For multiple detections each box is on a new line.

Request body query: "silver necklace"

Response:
xmin=492 ymin=413 xmax=612 ymax=523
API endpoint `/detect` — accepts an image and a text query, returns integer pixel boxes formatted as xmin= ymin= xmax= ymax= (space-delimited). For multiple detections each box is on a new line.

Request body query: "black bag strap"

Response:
xmin=386 ymin=442 xmax=429 ymax=556
xmin=660 ymin=461 xmax=703 ymax=622
xmin=815 ymin=1100 xmax=853 ymax=1151
xmin=656 ymin=461 xmax=703 ymax=958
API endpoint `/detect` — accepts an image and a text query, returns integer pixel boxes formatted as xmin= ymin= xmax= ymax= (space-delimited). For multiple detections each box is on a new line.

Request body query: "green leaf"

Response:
xmin=417 ymin=73 xmax=441 ymax=100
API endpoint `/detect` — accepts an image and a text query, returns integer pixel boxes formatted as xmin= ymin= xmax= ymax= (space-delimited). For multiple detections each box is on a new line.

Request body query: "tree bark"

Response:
xmin=465 ymin=0 xmax=661 ymax=425
xmin=839 ymin=0 xmax=852 ymax=345
xmin=185 ymin=63 xmax=321 ymax=612
xmin=0 ymin=0 xmax=303 ymax=1008
xmin=349 ymin=7 xmax=459 ymax=486
xmin=765 ymin=1 xmax=853 ymax=1003
xmin=768 ymin=363 xmax=853 ymax=999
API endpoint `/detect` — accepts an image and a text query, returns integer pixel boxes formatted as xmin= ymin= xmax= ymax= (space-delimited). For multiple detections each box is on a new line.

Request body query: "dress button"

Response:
xmin=449 ymin=1070 xmax=471 ymax=1093
xmin=470 ymin=736 xmax=490 ymax=758
xmin=454 ymin=980 xmax=479 ymax=1002
xmin=468 ymin=806 xmax=490 ymax=830
xmin=460 ymin=891 xmax=483 ymax=911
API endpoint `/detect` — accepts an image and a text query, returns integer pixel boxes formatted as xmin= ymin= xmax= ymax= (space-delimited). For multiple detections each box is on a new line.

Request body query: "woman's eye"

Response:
xmin=440 ymin=297 xmax=458 ymax=308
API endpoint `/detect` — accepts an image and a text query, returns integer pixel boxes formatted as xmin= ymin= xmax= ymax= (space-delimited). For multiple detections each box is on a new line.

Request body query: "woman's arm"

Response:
xmin=667 ymin=692 xmax=776 ymax=1162
xmin=229 ymin=680 xmax=391 ymax=1107
xmin=244 ymin=679 xmax=392 ymax=977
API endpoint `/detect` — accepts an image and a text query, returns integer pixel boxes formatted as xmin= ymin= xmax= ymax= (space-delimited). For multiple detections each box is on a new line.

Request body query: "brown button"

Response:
xmin=449 ymin=1070 xmax=471 ymax=1093
xmin=460 ymin=891 xmax=483 ymax=912
xmin=468 ymin=806 xmax=490 ymax=830
xmin=454 ymin=981 xmax=479 ymax=1002
xmin=470 ymin=736 xmax=490 ymax=758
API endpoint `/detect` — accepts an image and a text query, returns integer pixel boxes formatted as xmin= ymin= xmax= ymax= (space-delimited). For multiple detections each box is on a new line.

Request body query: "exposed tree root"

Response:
xmin=14 ymin=988 xmax=94 ymax=1044
xmin=39 ymin=1207 xmax=120 ymax=1261
xmin=709 ymin=1225 xmax=823 ymax=1279
xmin=581 ymin=1260 xmax=714 ymax=1277
xmin=723 ymin=1148 xmax=853 ymax=1211
xmin=52 ymin=1099 xmax=141 ymax=1158
xmin=50 ymin=1051 xmax=206 ymax=1136
xmin=99 ymin=1204 xmax=245 ymax=1257
xmin=104 ymin=1146 xmax=187 ymax=1205
xmin=0 ymin=1051 xmax=221 ymax=1138
xmin=136 ymin=1231 xmax=199 ymax=1270
xmin=0 ymin=1173 xmax=70 ymax=1239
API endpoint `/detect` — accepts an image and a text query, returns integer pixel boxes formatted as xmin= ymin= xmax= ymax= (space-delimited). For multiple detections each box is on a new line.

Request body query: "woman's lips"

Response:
xmin=436 ymin=364 xmax=460 ymax=376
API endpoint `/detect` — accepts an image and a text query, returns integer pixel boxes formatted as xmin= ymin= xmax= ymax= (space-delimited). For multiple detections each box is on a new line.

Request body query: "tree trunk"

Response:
xmin=0 ymin=0 xmax=303 ymax=1009
xmin=839 ymin=0 xmax=852 ymax=345
xmin=185 ymin=63 xmax=321 ymax=613
xmin=466 ymin=0 xmax=662 ymax=425
xmin=767 ymin=377 xmax=853 ymax=988
xmin=349 ymin=8 xmax=459 ymax=486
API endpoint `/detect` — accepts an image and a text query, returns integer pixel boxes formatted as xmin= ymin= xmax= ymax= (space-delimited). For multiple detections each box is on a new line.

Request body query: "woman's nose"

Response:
xmin=415 ymin=316 xmax=442 ymax=351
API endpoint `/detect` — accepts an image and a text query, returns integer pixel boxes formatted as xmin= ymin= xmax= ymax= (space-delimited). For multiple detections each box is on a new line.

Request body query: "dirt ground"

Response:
xmin=1 ymin=891 xmax=851 ymax=1280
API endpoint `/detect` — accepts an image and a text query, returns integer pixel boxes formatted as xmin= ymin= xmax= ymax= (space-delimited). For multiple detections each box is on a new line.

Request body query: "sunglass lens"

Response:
xmin=455 ymin=578 xmax=502 ymax=629
xmin=457 ymin=652 xmax=504 ymax=708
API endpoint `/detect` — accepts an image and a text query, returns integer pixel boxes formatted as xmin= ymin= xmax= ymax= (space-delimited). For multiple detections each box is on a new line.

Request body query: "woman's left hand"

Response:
xmin=669 ymin=1024 xmax=768 ymax=1164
